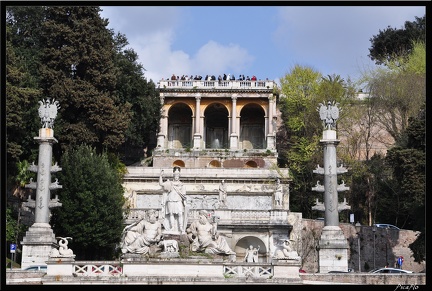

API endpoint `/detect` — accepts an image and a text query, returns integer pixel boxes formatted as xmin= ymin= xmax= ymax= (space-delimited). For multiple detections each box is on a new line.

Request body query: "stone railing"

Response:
xmin=224 ymin=264 xmax=273 ymax=278
xmin=158 ymin=80 xmax=275 ymax=90
xmin=73 ymin=262 xmax=123 ymax=276
xmin=69 ymin=262 xmax=276 ymax=278
xmin=153 ymin=148 xmax=277 ymax=157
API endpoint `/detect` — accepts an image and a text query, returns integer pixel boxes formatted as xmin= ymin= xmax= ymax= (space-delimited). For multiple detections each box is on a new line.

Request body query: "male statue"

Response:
xmin=159 ymin=167 xmax=187 ymax=233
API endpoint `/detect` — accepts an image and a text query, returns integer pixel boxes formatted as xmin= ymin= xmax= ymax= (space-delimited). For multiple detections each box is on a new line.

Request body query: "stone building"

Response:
xmin=122 ymin=78 xmax=303 ymax=262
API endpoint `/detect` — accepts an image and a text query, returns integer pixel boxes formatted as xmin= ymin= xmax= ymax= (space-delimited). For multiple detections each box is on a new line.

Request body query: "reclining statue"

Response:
xmin=187 ymin=210 xmax=235 ymax=256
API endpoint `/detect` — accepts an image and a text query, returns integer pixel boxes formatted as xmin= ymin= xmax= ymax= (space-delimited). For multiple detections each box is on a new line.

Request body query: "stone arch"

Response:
xmin=168 ymin=103 xmax=193 ymax=149
xmin=234 ymin=235 xmax=267 ymax=263
xmin=208 ymin=160 xmax=222 ymax=168
xmin=245 ymin=160 xmax=258 ymax=168
xmin=239 ymin=103 xmax=265 ymax=149
xmin=204 ymin=102 xmax=229 ymax=149
xmin=173 ymin=160 xmax=185 ymax=168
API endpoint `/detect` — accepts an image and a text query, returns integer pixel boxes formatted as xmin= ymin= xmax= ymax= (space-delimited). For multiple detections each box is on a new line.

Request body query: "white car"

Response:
xmin=374 ymin=224 xmax=400 ymax=230
xmin=24 ymin=265 xmax=47 ymax=271
xmin=369 ymin=267 xmax=413 ymax=274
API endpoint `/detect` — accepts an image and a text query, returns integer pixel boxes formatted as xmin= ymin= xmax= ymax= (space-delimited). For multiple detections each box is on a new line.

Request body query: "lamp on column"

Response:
xmin=355 ymin=222 xmax=362 ymax=272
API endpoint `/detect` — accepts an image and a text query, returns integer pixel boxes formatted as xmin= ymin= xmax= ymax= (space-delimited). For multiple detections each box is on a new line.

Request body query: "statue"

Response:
xmin=121 ymin=209 xmax=163 ymax=255
xmin=159 ymin=167 xmax=188 ymax=233
xmin=186 ymin=210 xmax=236 ymax=256
xmin=274 ymin=239 xmax=301 ymax=260
xmin=218 ymin=179 xmax=227 ymax=207
xmin=161 ymin=239 xmax=179 ymax=253
xmin=50 ymin=237 xmax=75 ymax=258
xmin=244 ymin=245 xmax=260 ymax=262
xmin=274 ymin=178 xmax=283 ymax=207
xmin=125 ymin=188 xmax=137 ymax=209
xmin=318 ymin=100 xmax=340 ymax=130
xmin=38 ymin=98 xmax=60 ymax=129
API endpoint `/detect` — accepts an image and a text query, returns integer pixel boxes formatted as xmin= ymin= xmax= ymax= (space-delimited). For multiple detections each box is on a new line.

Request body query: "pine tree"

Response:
xmin=112 ymin=32 xmax=161 ymax=164
xmin=38 ymin=6 xmax=131 ymax=157
xmin=5 ymin=23 xmax=41 ymax=173
xmin=385 ymin=105 xmax=425 ymax=262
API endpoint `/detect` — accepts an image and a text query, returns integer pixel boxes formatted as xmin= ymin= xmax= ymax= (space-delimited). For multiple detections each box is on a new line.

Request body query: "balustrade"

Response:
xmin=159 ymin=80 xmax=274 ymax=90
xmin=73 ymin=262 xmax=123 ymax=276
xmin=69 ymin=261 xmax=276 ymax=278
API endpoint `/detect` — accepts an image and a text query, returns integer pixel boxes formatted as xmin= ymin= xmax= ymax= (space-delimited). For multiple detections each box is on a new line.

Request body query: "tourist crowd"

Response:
xmin=166 ymin=74 xmax=262 ymax=81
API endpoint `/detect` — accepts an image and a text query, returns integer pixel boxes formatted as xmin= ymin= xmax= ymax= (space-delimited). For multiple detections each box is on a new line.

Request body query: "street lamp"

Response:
xmin=355 ymin=222 xmax=361 ymax=272
xmin=372 ymin=224 xmax=377 ymax=269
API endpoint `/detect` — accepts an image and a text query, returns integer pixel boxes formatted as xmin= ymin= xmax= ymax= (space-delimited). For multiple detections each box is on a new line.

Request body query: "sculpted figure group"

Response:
xmin=122 ymin=169 xmax=235 ymax=258
xmin=50 ymin=237 xmax=75 ymax=258
xmin=244 ymin=245 xmax=260 ymax=262
xmin=186 ymin=210 xmax=235 ymax=255
xmin=121 ymin=169 xmax=298 ymax=262
xmin=274 ymin=239 xmax=301 ymax=260
xmin=121 ymin=209 xmax=162 ymax=255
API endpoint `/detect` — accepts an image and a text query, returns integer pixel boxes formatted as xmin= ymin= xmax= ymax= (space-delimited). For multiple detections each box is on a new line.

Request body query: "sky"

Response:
xmin=99 ymin=5 xmax=426 ymax=87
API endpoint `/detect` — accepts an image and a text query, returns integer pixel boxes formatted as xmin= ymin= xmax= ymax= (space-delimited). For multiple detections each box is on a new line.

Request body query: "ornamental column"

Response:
xmin=21 ymin=98 xmax=62 ymax=270
xmin=314 ymin=101 xmax=349 ymax=273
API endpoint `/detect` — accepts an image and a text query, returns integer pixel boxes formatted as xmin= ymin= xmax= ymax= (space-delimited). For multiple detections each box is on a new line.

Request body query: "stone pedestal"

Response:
xmin=229 ymin=133 xmax=238 ymax=150
xmin=156 ymin=133 xmax=165 ymax=149
xmin=122 ymin=253 xmax=147 ymax=262
xmin=20 ymin=223 xmax=57 ymax=269
xmin=160 ymin=251 xmax=180 ymax=259
xmin=317 ymin=226 xmax=349 ymax=273
xmin=266 ymin=134 xmax=275 ymax=150
xmin=271 ymin=259 xmax=302 ymax=279
xmin=193 ymin=133 xmax=201 ymax=149
xmin=46 ymin=257 xmax=75 ymax=276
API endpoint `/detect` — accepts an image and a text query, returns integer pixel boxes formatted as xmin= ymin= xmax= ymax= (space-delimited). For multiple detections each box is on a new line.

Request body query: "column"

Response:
xmin=266 ymin=94 xmax=276 ymax=150
xmin=193 ymin=94 xmax=202 ymax=149
xmin=34 ymin=137 xmax=56 ymax=223
xmin=157 ymin=96 xmax=167 ymax=149
xmin=323 ymin=136 xmax=340 ymax=226
xmin=230 ymin=95 xmax=238 ymax=149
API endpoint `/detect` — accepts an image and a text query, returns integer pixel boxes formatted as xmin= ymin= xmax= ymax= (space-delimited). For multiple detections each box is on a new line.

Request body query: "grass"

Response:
xmin=6 ymin=257 xmax=21 ymax=269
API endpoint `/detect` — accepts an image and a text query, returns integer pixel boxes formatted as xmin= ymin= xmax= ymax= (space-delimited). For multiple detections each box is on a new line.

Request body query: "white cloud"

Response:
xmin=101 ymin=5 xmax=425 ymax=84
xmin=193 ymin=41 xmax=254 ymax=76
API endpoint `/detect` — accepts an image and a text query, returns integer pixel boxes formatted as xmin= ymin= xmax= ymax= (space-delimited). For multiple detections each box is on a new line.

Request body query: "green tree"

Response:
xmin=51 ymin=145 xmax=125 ymax=260
xmin=351 ymin=35 xmax=426 ymax=228
xmin=277 ymin=65 xmax=323 ymax=217
xmin=360 ymin=37 xmax=426 ymax=146
xmin=368 ymin=15 xmax=425 ymax=66
xmin=38 ymin=6 xmax=132 ymax=158
xmin=5 ymin=6 xmax=46 ymax=88
xmin=112 ymin=32 xmax=161 ymax=164
xmin=278 ymin=66 xmax=358 ymax=219
xmin=5 ymin=23 xmax=41 ymax=175
xmin=385 ymin=105 xmax=425 ymax=262
xmin=6 ymin=208 xmax=19 ymax=243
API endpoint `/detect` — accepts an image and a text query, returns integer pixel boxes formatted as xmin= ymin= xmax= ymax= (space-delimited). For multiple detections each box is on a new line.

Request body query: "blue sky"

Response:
xmin=99 ymin=5 xmax=425 ymax=87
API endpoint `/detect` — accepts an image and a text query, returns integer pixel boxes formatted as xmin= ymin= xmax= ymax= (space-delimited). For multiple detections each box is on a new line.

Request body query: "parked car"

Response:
xmin=24 ymin=265 xmax=47 ymax=271
xmin=299 ymin=269 xmax=306 ymax=273
xmin=369 ymin=267 xmax=413 ymax=274
xmin=328 ymin=268 xmax=353 ymax=273
xmin=374 ymin=224 xmax=400 ymax=230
